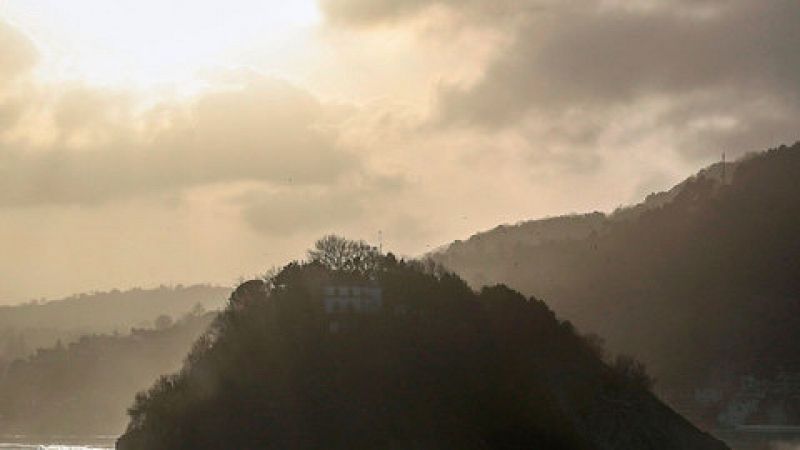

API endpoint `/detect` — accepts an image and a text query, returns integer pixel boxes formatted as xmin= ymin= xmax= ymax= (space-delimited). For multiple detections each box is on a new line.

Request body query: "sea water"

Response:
xmin=0 ymin=438 xmax=114 ymax=450
xmin=0 ymin=446 xmax=111 ymax=450
xmin=0 ymin=445 xmax=112 ymax=450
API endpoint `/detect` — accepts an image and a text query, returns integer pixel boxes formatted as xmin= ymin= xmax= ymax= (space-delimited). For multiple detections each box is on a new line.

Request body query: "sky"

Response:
xmin=1 ymin=0 xmax=798 ymax=304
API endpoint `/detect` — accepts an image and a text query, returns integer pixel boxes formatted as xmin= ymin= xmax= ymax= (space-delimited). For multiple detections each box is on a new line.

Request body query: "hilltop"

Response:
xmin=117 ymin=237 xmax=725 ymax=450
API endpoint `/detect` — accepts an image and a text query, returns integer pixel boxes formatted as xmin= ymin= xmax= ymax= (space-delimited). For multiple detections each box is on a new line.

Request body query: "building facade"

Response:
xmin=323 ymin=285 xmax=383 ymax=314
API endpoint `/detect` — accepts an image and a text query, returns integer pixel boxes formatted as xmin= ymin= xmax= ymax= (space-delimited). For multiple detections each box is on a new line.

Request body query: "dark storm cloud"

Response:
xmin=437 ymin=0 xmax=800 ymax=126
xmin=659 ymin=90 xmax=800 ymax=158
xmin=322 ymin=0 xmax=800 ymax=159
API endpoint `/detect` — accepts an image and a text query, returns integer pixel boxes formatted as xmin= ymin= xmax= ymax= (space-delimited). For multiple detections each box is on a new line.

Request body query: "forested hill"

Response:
xmin=0 ymin=285 xmax=229 ymax=330
xmin=432 ymin=142 xmax=800 ymax=387
xmin=0 ymin=310 xmax=215 ymax=436
xmin=0 ymin=285 xmax=229 ymax=368
xmin=117 ymin=238 xmax=726 ymax=450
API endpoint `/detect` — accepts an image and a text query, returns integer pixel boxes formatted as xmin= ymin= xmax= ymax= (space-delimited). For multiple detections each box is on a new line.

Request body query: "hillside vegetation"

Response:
xmin=0 ymin=285 xmax=229 ymax=371
xmin=117 ymin=237 xmax=725 ymax=450
xmin=433 ymin=142 xmax=800 ymax=387
xmin=0 ymin=310 xmax=216 ymax=436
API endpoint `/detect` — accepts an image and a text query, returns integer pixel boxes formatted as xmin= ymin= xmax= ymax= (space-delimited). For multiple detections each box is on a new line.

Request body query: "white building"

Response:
xmin=323 ymin=285 xmax=382 ymax=314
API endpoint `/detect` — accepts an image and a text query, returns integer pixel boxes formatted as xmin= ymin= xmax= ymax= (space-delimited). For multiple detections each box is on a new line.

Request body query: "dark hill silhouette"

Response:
xmin=0 ymin=285 xmax=229 ymax=370
xmin=0 ymin=310 xmax=216 ymax=437
xmin=432 ymin=142 xmax=800 ymax=392
xmin=117 ymin=237 xmax=726 ymax=450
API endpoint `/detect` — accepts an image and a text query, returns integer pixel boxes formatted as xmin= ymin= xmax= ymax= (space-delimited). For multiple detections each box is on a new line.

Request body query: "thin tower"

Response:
xmin=721 ymin=152 xmax=726 ymax=184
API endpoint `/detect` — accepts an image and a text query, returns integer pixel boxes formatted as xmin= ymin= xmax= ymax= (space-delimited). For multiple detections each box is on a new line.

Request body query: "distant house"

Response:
xmin=323 ymin=284 xmax=382 ymax=314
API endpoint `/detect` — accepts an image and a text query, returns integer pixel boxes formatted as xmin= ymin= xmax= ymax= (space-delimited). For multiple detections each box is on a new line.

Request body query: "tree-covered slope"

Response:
xmin=432 ymin=142 xmax=800 ymax=387
xmin=117 ymin=238 xmax=726 ymax=450
xmin=0 ymin=310 xmax=216 ymax=436
xmin=0 ymin=285 xmax=229 ymax=369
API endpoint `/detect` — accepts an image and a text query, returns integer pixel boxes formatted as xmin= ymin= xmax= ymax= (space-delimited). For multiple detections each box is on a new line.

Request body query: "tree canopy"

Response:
xmin=116 ymin=239 xmax=722 ymax=450
xmin=307 ymin=234 xmax=382 ymax=275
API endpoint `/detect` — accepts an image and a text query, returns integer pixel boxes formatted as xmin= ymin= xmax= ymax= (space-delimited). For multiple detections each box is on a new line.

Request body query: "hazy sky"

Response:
xmin=1 ymin=0 xmax=798 ymax=303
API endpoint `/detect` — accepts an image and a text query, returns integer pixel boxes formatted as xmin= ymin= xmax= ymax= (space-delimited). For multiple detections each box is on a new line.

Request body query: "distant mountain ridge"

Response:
xmin=432 ymin=142 xmax=800 ymax=390
xmin=0 ymin=285 xmax=230 ymax=368
xmin=0 ymin=284 xmax=229 ymax=330
xmin=433 ymin=156 xmax=746 ymax=265
xmin=0 ymin=311 xmax=216 ymax=436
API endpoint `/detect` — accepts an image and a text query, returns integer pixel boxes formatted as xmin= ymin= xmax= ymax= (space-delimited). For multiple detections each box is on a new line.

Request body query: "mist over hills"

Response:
xmin=0 ymin=286 xmax=232 ymax=437
xmin=3 ymin=138 xmax=795 ymax=447
xmin=432 ymin=142 xmax=800 ymax=390
xmin=0 ymin=285 xmax=230 ymax=369
xmin=0 ymin=310 xmax=215 ymax=436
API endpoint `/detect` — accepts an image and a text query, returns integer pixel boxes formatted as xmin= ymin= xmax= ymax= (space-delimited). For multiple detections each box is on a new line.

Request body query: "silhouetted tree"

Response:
xmin=613 ymin=354 xmax=655 ymax=391
xmin=307 ymin=235 xmax=381 ymax=275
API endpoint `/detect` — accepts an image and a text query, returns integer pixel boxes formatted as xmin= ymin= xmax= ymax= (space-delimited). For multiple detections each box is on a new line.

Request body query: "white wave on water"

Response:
xmin=0 ymin=444 xmax=112 ymax=450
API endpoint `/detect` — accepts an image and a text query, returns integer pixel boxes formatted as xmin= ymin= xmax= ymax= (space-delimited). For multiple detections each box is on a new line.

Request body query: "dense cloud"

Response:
xmin=438 ymin=1 xmax=800 ymax=120
xmin=2 ymin=2 xmax=799 ymax=301
xmin=0 ymin=16 xmax=419 ymax=263
xmin=0 ymin=81 xmax=362 ymax=207
xmin=0 ymin=20 xmax=36 ymax=83
xmin=0 ymin=21 xmax=369 ymax=209
xmin=322 ymin=0 xmax=800 ymax=158
xmin=0 ymin=21 xmax=36 ymax=135
xmin=320 ymin=0 xmax=540 ymax=25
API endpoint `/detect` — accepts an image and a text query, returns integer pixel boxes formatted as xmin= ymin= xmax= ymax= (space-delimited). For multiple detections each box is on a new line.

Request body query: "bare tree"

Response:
xmin=307 ymin=235 xmax=381 ymax=275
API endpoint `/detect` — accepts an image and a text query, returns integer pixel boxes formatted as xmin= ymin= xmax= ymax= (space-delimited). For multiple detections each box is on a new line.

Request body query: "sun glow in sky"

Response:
xmin=1 ymin=0 xmax=797 ymax=303
xmin=0 ymin=0 xmax=321 ymax=90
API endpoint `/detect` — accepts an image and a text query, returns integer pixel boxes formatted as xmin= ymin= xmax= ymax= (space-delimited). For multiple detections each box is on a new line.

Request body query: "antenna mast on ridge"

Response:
xmin=721 ymin=152 xmax=726 ymax=184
